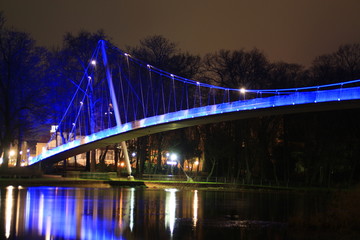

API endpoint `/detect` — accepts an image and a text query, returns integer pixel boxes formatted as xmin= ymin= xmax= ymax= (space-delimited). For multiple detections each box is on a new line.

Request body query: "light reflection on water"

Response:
xmin=0 ymin=185 xmax=329 ymax=240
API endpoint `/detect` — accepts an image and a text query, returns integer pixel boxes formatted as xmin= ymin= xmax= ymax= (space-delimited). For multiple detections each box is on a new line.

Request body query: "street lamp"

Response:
xmin=167 ymin=153 xmax=178 ymax=175
xmin=240 ymin=87 xmax=246 ymax=100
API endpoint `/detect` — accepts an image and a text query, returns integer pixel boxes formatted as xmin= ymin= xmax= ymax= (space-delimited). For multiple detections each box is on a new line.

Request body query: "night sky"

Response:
xmin=1 ymin=0 xmax=360 ymax=66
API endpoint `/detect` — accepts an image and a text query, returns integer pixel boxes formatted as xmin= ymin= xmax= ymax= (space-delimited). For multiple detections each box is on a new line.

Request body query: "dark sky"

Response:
xmin=1 ymin=0 xmax=360 ymax=66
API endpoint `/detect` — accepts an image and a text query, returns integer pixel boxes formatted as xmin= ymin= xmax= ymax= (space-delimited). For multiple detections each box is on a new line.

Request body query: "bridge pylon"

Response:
xmin=100 ymin=40 xmax=133 ymax=180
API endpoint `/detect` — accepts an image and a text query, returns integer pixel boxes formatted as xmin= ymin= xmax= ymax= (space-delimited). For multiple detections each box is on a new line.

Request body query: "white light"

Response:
xmin=88 ymin=76 xmax=92 ymax=81
xmin=170 ymin=74 xmax=174 ymax=78
xmin=80 ymin=101 xmax=83 ymax=105
xmin=131 ymin=152 xmax=136 ymax=157
xmin=196 ymin=82 xmax=200 ymax=85
xmin=147 ymin=64 xmax=151 ymax=68
xmin=91 ymin=60 xmax=96 ymax=66
xmin=50 ymin=125 xmax=58 ymax=133
xmin=170 ymin=153 xmax=177 ymax=161
xmin=124 ymin=53 xmax=129 ymax=57
xmin=27 ymin=149 xmax=30 ymax=153
xmin=9 ymin=150 xmax=15 ymax=157
xmin=194 ymin=161 xmax=199 ymax=166
xmin=167 ymin=161 xmax=177 ymax=165
xmin=240 ymin=88 xmax=246 ymax=94
xmin=19 ymin=151 xmax=23 ymax=155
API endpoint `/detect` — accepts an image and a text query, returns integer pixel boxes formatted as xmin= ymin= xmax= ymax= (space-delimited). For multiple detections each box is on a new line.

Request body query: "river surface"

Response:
xmin=0 ymin=185 xmax=345 ymax=240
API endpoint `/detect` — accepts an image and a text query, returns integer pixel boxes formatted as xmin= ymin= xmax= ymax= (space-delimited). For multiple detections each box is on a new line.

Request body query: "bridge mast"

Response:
xmin=100 ymin=40 xmax=133 ymax=179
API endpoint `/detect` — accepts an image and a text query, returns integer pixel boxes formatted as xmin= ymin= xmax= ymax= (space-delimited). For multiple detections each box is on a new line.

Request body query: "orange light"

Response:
xmin=120 ymin=162 xmax=125 ymax=167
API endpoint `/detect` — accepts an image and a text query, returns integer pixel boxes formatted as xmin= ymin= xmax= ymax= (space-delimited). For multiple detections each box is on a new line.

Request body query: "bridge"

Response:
xmin=29 ymin=40 xmax=360 ymax=177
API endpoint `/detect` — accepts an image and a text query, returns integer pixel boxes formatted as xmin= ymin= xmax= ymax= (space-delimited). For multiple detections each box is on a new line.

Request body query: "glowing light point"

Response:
xmin=196 ymin=82 xmax=200 ymax=85
xmin=240 ymin=88 xmax=246 ymax=94
xmin=91 ymin=60 xmax=96 ymax=66
xmin=170 ymin=74 xmax=174 ymax=78
xmin=170 ymin=153 xmax=178 ymax=161
xmin=88 ymin=76 xmax=92 ymax=81
xmin=147 ymin=64 xmax=151 ymax=68
xmin=9 ymin=150 xmax=15 ymax=157
xmin=124 ymin=53 xmax=129 ymax=57
xmin=72 ymin=123 xmax=75 ymax=126
xmin=80 ymin=101 xmax=83 ymax=105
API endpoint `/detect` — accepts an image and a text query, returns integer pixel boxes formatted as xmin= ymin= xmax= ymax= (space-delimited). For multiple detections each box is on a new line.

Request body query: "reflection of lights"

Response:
xmin=165 ymin=189 xmax=177 ymax=236
xmin=129 ymin=188 xmax=135 ymax=232
xmin=45 ymin=216 xmax=51 ymax=240
xmin=193 ymin=190 xmax=198 ymax=227
xmin=5 ymin=186 xmax=14 ymax=239
xmin=38 ymin=194 xmax=44 ymax=235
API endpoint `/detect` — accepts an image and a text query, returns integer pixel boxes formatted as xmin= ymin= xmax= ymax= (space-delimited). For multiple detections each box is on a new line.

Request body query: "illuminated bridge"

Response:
xmin=29 ymin=40 xmax=360 ymax=176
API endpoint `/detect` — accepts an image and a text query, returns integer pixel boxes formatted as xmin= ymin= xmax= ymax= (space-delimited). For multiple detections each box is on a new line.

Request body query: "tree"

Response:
xmin=127 ymin=35 xmax=201 ymax=79
xmin=0 ymin=14 xmax=49 ymax=167
xmin=311 ymin=43 xmax=360 ymax=84
xmin=202 ymin=49 xmax=269 ymax=89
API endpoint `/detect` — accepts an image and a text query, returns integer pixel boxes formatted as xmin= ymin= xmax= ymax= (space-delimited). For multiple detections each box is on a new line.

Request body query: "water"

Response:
xmin=0 ymin=186 xmax=333 ymax=240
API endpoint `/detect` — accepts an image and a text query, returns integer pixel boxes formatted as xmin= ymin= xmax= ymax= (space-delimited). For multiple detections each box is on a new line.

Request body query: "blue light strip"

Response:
xmin=29 ymin=86 xmax=360 ymax=165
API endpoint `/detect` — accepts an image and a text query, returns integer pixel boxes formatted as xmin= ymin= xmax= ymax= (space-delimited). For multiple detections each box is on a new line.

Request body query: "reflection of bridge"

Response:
xmin=29 ymin=40 xmax=360 ymax=176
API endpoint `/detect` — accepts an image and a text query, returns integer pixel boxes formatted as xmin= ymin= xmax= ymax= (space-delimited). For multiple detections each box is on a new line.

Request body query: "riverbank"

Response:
xmin=0 ymin=175 xmax=343 ymax=193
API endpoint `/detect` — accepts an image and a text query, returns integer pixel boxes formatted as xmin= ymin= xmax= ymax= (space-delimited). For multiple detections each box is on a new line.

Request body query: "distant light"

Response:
xmin=170 ymin=74 xmax=174 ymax=78
xmin=131 ymin=152 xmax=136 ymax=157
xmin=9 ymin=150 xmax=15 ymax=157
xmin=50 ymin=125 xmax=58 ymax=133
xmin=27 ymin=149 xmax=30 ymax=153
xmin=120 ymin=162 xmax=125 ymax=167
xmin=167 ymin=160 xmax=177 ymax=165
xmin=19 ymin=151 xmax=23 ymax=155
xmin=240 ymin=88 xmax=246 ymax=94
xmin=124 ymin=53 xmax=130 ymax=57
xmin=88 ymin=76 xmax=92 ymax=81
xmin=196 ymin=82 xmax=200 ymax=85
xmin=194 ymin=161 xmax=199 ymax=166
xmin=80 ymin=101 xmax=83 ymax=105
xmin=170 ymin=153 xmax=178 ymax=161
xmin=91 ymin=60 xmax=96 ymax=66
xmin=147 ymin=64 xmax=151 ymax=68
xmin=28 ymin=156 xmax=33 ymax=161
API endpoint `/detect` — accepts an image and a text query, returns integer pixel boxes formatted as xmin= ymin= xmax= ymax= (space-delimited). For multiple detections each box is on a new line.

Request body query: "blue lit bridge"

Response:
xmin=29 ymin=40 xmax=360 ymax=177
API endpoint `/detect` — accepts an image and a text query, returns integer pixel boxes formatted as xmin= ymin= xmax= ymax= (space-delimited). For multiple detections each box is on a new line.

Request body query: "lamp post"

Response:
xmin=167 ymin=153 xmax=178 ymax=175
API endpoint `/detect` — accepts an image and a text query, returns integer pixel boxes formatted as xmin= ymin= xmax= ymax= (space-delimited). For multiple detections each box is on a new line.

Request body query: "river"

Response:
xmin=0 ymin=185 xmax=347 ymax=240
